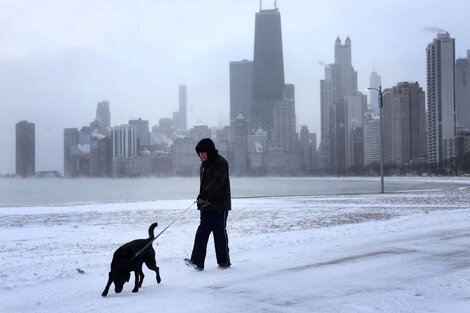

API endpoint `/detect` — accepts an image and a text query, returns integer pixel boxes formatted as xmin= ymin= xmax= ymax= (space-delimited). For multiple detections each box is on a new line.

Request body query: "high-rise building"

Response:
xmin=272 ymin=84 xmax=296 ymax=151
xmin=319 ymin=70 xmax=335 ymax=170
xmin=383 ymin=82 xmax=427 ymax=166
xmin=369 ymin=70 xmax=382 ymax=114
xmin=95 ymin=101 xmax=111 ymax=135
xmin=252 ymin=6 xmax=285 ymax=134
xmin=232 ymin=114 xmax=248 ymax=175
xmin=300 ymin=126 xmax=311 ymax=171
xmin=455 ymin=56 xmax=470 ymax=130
xmin=230 ymin=60 xmax=253 ymax=134
xmin=129 ymin=118 xmax=150 ymax=150
xmin=111 ymin=125 xmax=137 ymax=177
xmin=90 ymin=134 xmax=112 ymax=177
xmin=172 ymin=137 xmax=199 ymax=176
xmin=64 ymin=128 xmax=79 ymax=177
xmin=112 ymin=125 xmax=136 ymax=159
xmin=309 ymin=132 xmax=319 ymax=171
xmin=351 ymin=127 xmax=364 ymax=174
xmin=188 ymin=125 xmax=211 ymax=141
xmin=173 ymin=85 xmax=187 ymax=130
xmin=320 ymin=37 xmax=358 ymax=174
xmin=16 ymin=121 xmax=35 ymax=177
xmin=426 ymin=32 xmax=456 ymax=165
xmin=345 ymin=92 xmax=367 ymax=169
xmin=363 ymin=114 xmax=380 ymax=166
xmin=179 ymin=85 xmax=187 ymax=130
xmin=248 ymin=128 xmax=268 ymax=171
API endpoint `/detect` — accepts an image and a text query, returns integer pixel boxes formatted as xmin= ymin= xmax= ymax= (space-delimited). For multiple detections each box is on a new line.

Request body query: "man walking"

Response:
xmin=185 ymin=138 xmax=231 ymax=271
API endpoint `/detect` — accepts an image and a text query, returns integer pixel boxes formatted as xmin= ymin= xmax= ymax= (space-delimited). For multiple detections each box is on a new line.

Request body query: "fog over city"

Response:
xmin=1 ymin=0 xmax=469 ymax=174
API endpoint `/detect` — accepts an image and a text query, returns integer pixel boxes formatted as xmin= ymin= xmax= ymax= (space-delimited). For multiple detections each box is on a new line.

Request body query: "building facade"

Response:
xmin=129 ymin=118 xmax=150 ymax=150
xmin=252 ymin=7 xmax=285 ymax=135
xmin=232 ymin=114 xmax=248 ymax=175
xmin=16 ymin=121 xmax=35 ymax=177
xmin=426 ymin=32 xmax=456 ymax=165
xmin=173 ymin=85 xmax=187 ymax=130
xmin=369 ymin=70 xmax=382 ymax=114
xmin=64 ymin=128 xmax=79 ymax=177
xmin=92 ymin=100 xmax=111 ymax=136
xmin=230 ymin=60 xmax=253 ymax=134
xmin=320 ymin=37 xmax=358 ymax=175
xmin=90 ymin=134 xmax=112 ymax=177
xmin=112 ymin=125 xmax=137 ymax=177
xmin=455 ymin=55 xmax=470 ymax=130
xmin=383 ymin=82 xmax=427 ymax=166
xmin=363 ymin=114 xmax=380 ymax=167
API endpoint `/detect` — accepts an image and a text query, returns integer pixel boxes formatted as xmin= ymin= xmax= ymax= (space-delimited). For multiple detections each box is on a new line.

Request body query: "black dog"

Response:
xmin=102 ymin=222 xmax=162 ymax=296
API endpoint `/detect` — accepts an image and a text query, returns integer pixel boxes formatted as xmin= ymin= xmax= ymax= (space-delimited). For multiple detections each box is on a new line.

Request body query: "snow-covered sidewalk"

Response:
xmin=1 ymin=188 xmax=470 ymax=313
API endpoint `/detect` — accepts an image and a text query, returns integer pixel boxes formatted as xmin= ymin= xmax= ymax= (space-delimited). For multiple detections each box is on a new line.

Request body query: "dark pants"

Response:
xmin=190 ymin=211 xmax=230 ymax=269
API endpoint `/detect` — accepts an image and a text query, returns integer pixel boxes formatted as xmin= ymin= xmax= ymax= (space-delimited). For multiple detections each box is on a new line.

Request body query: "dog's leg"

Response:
xmin=132 ymin=269 xmax=140 ymax=293
xmin=102 ymin=272 xmax=113 ymax=297
xmin=145 ymin=258 xmax=161 ymax=284
xmin=139 ymin=271 xmax=145 ymax=288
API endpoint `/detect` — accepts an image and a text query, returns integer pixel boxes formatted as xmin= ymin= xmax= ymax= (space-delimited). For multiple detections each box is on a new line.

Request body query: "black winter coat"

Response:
xmin=195 ymin=139 xmax=231 ymax=212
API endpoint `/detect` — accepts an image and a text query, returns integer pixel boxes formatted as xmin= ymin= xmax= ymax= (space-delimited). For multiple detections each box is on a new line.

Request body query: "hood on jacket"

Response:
xmin=195 ymin=138 xmax=218 ymax=160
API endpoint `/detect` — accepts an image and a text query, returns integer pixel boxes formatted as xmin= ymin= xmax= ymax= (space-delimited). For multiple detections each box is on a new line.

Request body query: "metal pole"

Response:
xmin=379 ymin=86 xmax=384 ymax=193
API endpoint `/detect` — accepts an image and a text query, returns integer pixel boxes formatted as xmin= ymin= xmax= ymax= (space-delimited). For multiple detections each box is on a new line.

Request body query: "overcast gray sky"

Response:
xmin=1 ymin=0 xmax=469 ymax=174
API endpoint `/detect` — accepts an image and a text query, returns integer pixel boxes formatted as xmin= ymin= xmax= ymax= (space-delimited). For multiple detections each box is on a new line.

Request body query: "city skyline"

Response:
xmin=1 ymin=0 xmax=470 ymax=174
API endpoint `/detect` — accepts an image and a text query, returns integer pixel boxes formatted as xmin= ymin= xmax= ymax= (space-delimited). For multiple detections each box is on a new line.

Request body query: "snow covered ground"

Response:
xmin=1 ymin=187 xmax=470 ymax=312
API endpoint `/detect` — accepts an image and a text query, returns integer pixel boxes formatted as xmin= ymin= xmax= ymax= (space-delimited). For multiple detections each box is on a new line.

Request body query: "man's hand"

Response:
xmin=197 ymin=192 xmax=210 ymax=208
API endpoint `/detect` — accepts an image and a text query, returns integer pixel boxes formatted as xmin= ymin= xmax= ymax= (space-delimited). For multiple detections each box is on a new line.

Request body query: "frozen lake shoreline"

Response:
xmin=1 ymin=176 xmax=470 ymax=207
xmin=1 ymin=187 xmax=470 ymax=312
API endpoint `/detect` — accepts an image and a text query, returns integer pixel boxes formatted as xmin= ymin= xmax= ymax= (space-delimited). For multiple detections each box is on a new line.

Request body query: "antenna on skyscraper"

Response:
xmin=260 ymin=0 xmax=262 ymax=11
xmin=274 ymin=0 xmax=277 ymax=9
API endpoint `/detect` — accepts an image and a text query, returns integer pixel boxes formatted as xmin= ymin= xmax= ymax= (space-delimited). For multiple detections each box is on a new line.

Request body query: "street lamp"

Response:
xmin=367 ymin=85 xmax=385 ymax=194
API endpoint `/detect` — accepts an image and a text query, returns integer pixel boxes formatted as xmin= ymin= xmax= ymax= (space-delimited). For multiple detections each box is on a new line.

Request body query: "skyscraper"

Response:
xmin=455 ymin=56 xmax=470 ymax=130
xmin=319 ymin=37 xmax=358 ymax=174
xmin=426 ymin=32 xmax=456 ymax=165
xmin=64 ymin=128 xmax=79 ymax=177
xmin=230 ymin=60 xmax=253 ymax=133
xmin=16 ymin=121 xmax=35 ymax=177
xmin=179 ymin=85 xmax=187 ymax=130
xmin=232 ymin=114 xmax=248 ymax=175
xmin=345 ymin=91 xmax=367 ymax=169
xmin=112 ymin=125 xmax=137 ymax=177
xmin=174 ymin=85 xmax=187 ymax=130
xmin=272 ymin=84 xmax=296 ymax=151
xmin=369 ymin=70 xmax=382 ymax=114
xmin=300 ymin=126 xmax=311 ymax=171
xmin=95 ymin=101 xmax=110 ymax=135
xmin=382 ymin=82 xmax=427 ymax=166
xmin=252 ymin=6 xmax=285 ymax=134
xmin=112 ymin=125 xmax=136 ymax=159
xmin=90 ymin=135 xmax=112 ymax=177
xmin=363 ymin=114 xmax=380 ymax=167
xmin=319 ymin=68 xmax=335 ymax=170
xmin=172 ymin=85 xmax=187 ymax=131
xmin=129 ymin=118 xmax=150 ymax=150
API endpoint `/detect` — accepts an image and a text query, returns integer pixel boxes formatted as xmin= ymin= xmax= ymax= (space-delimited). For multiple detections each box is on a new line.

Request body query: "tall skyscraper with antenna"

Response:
xmin=251 ymin=2 xmax=285 ymax=135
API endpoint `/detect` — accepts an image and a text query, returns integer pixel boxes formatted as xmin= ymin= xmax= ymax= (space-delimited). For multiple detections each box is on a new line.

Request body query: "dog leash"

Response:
xmin=131 ymin=200 xmax=197 ymax=261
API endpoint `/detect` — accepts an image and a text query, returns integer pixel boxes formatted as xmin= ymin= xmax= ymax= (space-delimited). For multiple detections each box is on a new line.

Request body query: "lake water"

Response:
xmin=1 ymin=176 xmax=469 ymax=207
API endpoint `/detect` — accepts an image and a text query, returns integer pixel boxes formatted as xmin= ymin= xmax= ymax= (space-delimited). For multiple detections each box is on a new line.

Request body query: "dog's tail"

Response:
xmin=148 ymin=222 xmax=158 ymax=239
